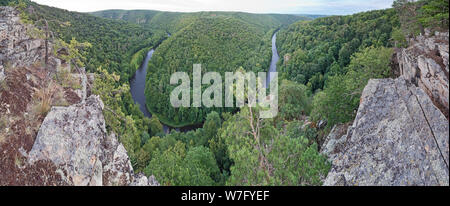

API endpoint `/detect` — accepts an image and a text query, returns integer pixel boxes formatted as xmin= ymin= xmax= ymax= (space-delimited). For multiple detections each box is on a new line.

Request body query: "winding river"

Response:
xmin=266 ymin=32 xmax=279 ymax=88
xmin=130 ymin=32 xmax=279 ymax=133
xmin=130 ymin=49 xmax=155 ymax=119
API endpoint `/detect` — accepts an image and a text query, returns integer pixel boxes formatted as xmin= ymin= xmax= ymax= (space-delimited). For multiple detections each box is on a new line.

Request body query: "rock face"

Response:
xmin=28 ymin=95 xmax=159 ymax=186
xmin=0 ymin=6 xmax=46 ymax=68
xmin=323 ymin=78 xmax=449 ymax=186
xmin=396 ymin=30 xmax=449 ymax=118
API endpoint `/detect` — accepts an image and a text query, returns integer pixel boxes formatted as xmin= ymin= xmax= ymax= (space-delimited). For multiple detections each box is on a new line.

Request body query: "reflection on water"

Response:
xmin=266 ymin=32 xmax=279 ymax=88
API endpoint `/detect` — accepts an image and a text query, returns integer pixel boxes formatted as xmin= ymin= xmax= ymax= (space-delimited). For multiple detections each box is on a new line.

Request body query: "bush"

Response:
xmin=418 ymin=0 xmax=449 ymax=30
xmin=311 ymin=46 xmax=394 ymax=128
xmin=278 ymin=80 xmax=312 ymax=121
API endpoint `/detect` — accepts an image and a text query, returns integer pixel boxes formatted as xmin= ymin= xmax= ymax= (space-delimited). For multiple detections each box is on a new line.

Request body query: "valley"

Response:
xmin=0 ymin=0 xmax=448 ymax=187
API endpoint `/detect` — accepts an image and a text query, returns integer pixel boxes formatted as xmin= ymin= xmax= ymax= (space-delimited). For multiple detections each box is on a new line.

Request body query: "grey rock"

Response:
xmin=1 ymin=7 xmax=46 ymax=68
xmin=396 ymin=30 xmax=449 ymax=117
xmin=102 ymin=133 xmax=134 ymax=186
xmin=28 ymin=95 xmax=107 ymax=186
xmin=321 ymin=123 xmax=350 ymax=161
xmin=130 ymin=174 xmax=160 ymax=186
xmin=324 ymin=78 xmax=449 ymax=186
xmin=28 ymin=95 xmax=160 ymax=186
xmin=317 ymin=120 xmax=327 ymax=130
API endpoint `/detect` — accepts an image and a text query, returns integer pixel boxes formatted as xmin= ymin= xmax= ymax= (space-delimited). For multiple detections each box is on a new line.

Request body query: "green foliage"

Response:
xmin=391 ymin=27 xmax=408 ymax=48
xmin=393 ymin=0 xmax=448 ymax=37
xmin=285 ymin=120 xmax=318 ymax=144
xmin=6 ymin=0 xmax=33 ymax=24
xmin=144 ymin=143 xmax=221 ymax=186
xmin=6 ymin=0 xmax=417 ymax=186
xmin=53 ymin=38 xmax=92 ymax=68
xmin=92 ymin=67 xmax=162 ymax=170
xmin=92 ymin=10 xmax=309 ymax=35
xmin=393 ymin=0 xmax=424 ymax=37
xmin=220 ymin=107 xmax=330 ymax=186
xmin=311 ymin=46 xmax=394 ymax=128
xmin=24 ymin=2 xmax=167 ymax=83
xmin=145 ymin=16 xmax=279 ymax=127
xmin=418 ymin=0 xmax=449 ymax=29
xmin=277 ymin=9 xmax=399 ymax=91
xmin=278 ymin=80 xmax=312 ymax=121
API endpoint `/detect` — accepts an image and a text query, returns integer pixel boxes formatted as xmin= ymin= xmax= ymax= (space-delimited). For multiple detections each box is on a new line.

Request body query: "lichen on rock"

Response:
xmin=323 ymin=78 xmax=449 ymax=186
xmin=27 ymin=95 xmax=159 ymax=186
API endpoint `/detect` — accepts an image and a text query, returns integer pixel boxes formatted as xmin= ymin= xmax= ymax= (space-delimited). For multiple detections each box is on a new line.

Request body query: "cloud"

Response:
xmin=31 ymin=0 xmax=394 ymax=15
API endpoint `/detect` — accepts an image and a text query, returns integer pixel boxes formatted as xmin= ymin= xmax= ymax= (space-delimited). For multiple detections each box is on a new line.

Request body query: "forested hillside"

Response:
xmin=4 ymin=1 xmax=167 ymax=82
xmin=276 ymin=0 xmax=448 ymax=135
xmin=145 ymin=16 xmax=276 ymax=127
xmin=92 ymin=9 xmax=308 ymax=34
xmin=2 ymin=0 xmax=168 ymax=174
xmin=277 ymin=9 xmax=400 ymax=92
xmin=2 ymin=0 xmax=447 ymax=187
xmin=92 ymin=8 xmax=309 ymax=127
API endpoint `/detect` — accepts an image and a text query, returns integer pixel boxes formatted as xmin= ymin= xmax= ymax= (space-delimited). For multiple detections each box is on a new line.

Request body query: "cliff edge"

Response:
xmin=0 ymin=6 xmax=158 ymax=186
xmin=323 ymin=31 xmax=449 ymax=186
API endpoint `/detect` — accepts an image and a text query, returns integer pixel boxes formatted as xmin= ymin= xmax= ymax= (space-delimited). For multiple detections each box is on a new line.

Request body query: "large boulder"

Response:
xmin=28 ymin=95 xmax=159 ymax=186
xmin=323 ymin=78 xmax=449 ymax=186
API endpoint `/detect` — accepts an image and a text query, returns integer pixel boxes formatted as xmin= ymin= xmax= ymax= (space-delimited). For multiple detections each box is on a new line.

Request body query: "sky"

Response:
xmin=31 ymin=0 xmax=394 ymax=15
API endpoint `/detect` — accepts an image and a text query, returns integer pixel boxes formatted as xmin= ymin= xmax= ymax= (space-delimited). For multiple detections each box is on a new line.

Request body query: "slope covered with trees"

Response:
xmin=92 ymin=9 xmax=309 ymax=34
xmin=276 ymin=9 xmax=400 ymax=92
xmin=19 ymin=1 xmax=167 ymax=82
xmin=5 ymin=0 xmax=447 ymax=186
xmin=276 ymin=0 xmax=448 ymax=136
xmin=3 ymin=0 xmax=169 ymax=172
xmin=145 ymin=16 xmax=282 ymax=127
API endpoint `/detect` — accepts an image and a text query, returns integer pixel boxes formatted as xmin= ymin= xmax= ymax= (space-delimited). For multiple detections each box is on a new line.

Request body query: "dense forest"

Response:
xmin=2 ymin=0 xmax=448 ymax=186
xmin=25 ymin=2 xmax=168 ymax=82
xmin=91 ymin=9 xmax=308 ymax=34
xmin=93 ymin=8 xmax=309 ymax=127
xmin=145 ymin=16 xmax=277 ymax=127
xmin=3 ymin=0 xmax=167 ymax=173
xmin=276 ymin=9 xmax=400 ymax=92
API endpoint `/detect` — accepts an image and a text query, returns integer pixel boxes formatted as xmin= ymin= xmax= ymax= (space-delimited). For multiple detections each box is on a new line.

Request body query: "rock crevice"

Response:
xmin=396 ymin=30 xmax=449 ymax=119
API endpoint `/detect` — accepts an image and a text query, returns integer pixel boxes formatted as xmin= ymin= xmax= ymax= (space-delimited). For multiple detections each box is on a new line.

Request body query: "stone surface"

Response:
xmin=102 ymin=133 xmax=134 ymax=186
xmin=396 ymin=30 xmax=449 ymax=118
xmin=130 ymin=174 xmax=160 ymax=186
xmin=28 ymin=95 xmax=159 ymax=186
xmin=28 ymin=95 xmax=107 ymax=186
xmin=324 ymin=78 xmax=449 ymax=186
xmin=0 ymin=6 xmax=46 ymax=68
xmin=320 ymin=123 xmax=351 ymax=161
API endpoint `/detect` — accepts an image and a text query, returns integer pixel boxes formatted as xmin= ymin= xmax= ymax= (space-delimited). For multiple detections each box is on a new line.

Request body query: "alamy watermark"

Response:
xmin=170 ymin=64 xmax=278 ymax=118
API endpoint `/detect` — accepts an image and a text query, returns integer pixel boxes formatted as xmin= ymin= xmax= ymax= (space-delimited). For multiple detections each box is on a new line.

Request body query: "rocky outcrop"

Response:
xmin=396 ymin=30 xmax=449 ymax=118
xmin=323 ymin=78 xmax=449 ymax=186
xmin=320 ymin=123 xmax=351 ymax=162
xmin=27 ymin=95 xmax=159 ymax=186
xmin=0 ymin=6 xmax=46 ymax=68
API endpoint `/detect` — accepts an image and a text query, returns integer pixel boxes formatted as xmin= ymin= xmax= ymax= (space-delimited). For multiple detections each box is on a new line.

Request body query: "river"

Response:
xmin=266 ymin=32 xmax=279 ymax=88
xmin=130 ymin=32 xmax=279 ymax=133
